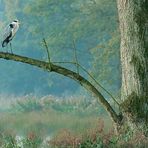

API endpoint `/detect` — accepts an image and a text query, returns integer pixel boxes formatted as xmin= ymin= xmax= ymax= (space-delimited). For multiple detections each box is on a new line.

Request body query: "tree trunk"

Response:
xmin=117 ymin=0 xmax=148 ymax=99
xmin=117 ymin=0 xmax=148 ymax=135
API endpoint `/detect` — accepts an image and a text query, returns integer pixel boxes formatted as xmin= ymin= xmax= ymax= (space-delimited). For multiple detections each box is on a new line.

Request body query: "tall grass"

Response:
xmin=0 ymin=95 xmax=146 ymax=147
xmin=0 ymin=119 xmax=146 ymax=148
xmin=0 ymin=95 xmax=109 ymax=136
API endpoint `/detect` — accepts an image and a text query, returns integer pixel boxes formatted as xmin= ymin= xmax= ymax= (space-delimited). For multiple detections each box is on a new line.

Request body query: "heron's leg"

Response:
xmin=10 ymin=42 xmax=13 ymax=54
xmin=5 ymin=44 xmax=8 ymax=53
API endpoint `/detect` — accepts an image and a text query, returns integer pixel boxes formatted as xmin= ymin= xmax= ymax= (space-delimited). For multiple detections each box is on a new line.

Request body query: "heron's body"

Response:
xmin=2 ymin=20 xmax=19 ymax=48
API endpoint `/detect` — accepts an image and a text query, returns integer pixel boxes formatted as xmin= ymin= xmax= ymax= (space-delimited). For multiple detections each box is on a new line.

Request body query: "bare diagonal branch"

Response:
xmin=0 ymin=51 xmax=121 ymax=123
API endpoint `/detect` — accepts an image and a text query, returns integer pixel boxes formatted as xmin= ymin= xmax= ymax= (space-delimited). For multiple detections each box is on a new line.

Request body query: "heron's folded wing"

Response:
xmin=2 ymin=25 xmax=12 ymax=40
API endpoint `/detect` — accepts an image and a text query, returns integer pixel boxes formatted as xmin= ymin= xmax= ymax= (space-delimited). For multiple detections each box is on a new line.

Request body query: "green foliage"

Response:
xmin=0 ymin=132 xmax=17 ymax=148
xmin=0 ymin=0 xmax=121 ymax=96
xmin=131 ymin=54 xmax=145 ymax=79
xmin=0 ymin=131 xmax=42 ymax=148
xmin=121 ymin=92 xmax=148 ymax=121
xmin=22 ymin=132 xmax=42 ymax=148
xmin=79 ymin=137 xmax=104 ymax=148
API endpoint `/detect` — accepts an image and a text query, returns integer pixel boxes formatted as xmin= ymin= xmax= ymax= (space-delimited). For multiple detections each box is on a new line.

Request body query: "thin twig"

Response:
xmin=78 ymin=64 xmax=120 ymax=106
xmin=42 ymin=38 xmax=51 ymax=70
xmin=42 ymin=38 xmax=50 ymax=63
xmin=72 ymin=39 xmax=79 ymax=74
xmin=52 ymin=61 xmax=120 ymax=106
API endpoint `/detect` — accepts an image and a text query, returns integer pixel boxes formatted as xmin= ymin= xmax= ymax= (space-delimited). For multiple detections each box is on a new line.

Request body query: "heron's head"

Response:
xmin=13 ymin=19 xmax=20 ymax=24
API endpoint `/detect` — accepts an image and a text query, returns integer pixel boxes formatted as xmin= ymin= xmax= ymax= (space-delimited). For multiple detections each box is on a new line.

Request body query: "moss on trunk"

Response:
xmin=121 ymin=92 xmax=147 ymax=122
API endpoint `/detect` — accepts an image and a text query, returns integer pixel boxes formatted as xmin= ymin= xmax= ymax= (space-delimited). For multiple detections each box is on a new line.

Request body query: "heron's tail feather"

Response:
xmin=2 ymin=40 xmax=9 ymax=47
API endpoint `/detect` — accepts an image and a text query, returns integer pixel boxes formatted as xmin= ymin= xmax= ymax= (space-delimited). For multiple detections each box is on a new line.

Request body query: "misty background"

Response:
xmin=0 ymin=1 xmax=123 ymax=147
xmin=0 ymin=0 xmax=121 ymax=98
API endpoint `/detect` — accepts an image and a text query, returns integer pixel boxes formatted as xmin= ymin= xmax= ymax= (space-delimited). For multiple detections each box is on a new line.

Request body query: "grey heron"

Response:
xmin=1 ymin=19 xmax=20 ymax=53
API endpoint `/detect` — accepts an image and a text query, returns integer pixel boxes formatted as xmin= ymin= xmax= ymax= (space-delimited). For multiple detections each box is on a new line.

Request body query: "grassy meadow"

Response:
xmin=0 ymin=95 xmax=111 ymax=147
xmin=0 ymin=95 xmax=147 ymax=148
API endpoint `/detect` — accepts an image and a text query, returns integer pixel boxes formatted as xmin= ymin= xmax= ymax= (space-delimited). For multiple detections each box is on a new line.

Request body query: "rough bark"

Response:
xmin=117 ymin=0 xmax=148 ymax=135
xmin=0 ymin=52 xmax=121 ymax=124
xmin=117 ymin=0 xmax=148 ymax=99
